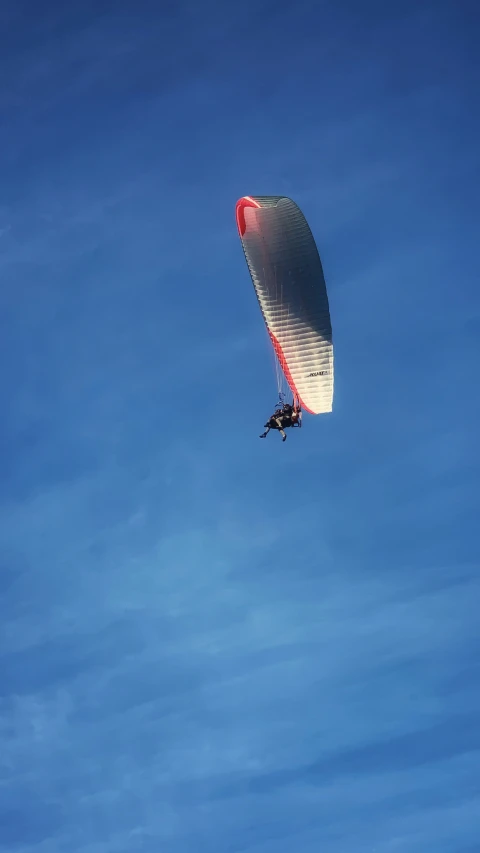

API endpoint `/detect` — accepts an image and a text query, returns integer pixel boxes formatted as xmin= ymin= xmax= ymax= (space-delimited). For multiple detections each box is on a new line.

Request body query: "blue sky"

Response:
xmin=1 ymin=0 xmax=479 ymax=850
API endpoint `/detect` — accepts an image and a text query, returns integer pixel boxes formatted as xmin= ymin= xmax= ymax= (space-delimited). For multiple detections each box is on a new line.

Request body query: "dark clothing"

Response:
xmin=259 ymin=403 xmax=301 ymax=441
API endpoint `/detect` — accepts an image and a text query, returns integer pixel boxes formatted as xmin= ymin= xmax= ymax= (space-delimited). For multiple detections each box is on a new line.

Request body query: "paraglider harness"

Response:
xmin=275 ymin=393 xmax=302 ymax=427
xmin=259 ymin=395 xmax=302 ymax=440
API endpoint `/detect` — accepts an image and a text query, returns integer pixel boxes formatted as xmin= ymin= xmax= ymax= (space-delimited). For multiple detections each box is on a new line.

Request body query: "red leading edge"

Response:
xmin=236 ymin=196 xmax=312 ymax=414
xmin=235 ymin=196 xmax=261 ymax=237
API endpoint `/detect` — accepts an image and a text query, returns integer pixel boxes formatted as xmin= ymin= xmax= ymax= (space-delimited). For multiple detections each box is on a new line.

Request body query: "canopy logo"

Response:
xmin=308 ymin=370 xmax=327 ymax=377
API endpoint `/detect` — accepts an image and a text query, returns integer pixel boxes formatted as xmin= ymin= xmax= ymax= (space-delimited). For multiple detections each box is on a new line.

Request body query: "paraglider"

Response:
xmin=235 ymin=195 xmax=334 ymax=440
xmin=260 ymin=401 xmax=302 ymax=442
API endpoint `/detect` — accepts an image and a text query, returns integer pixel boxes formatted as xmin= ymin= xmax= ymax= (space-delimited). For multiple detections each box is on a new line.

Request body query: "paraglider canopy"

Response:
xmin=236 ymin=195 xmax=334 ymax=414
